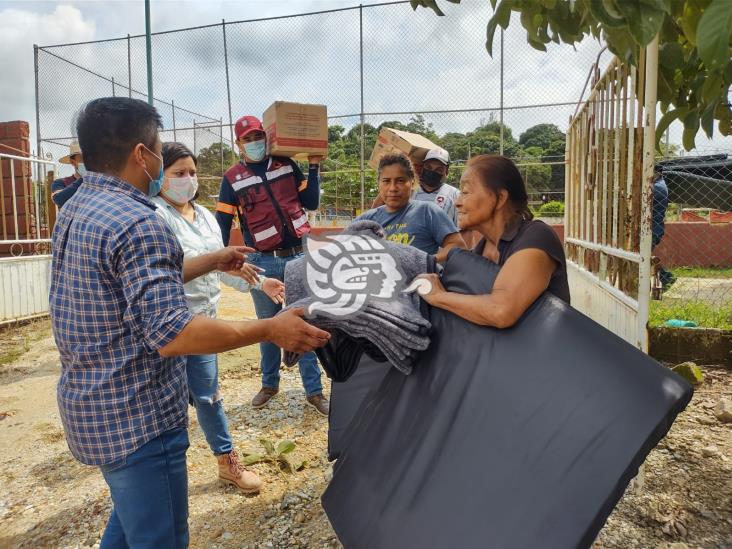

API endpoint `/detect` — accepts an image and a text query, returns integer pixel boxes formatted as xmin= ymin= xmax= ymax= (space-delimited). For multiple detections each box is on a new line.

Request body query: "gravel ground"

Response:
xmin=0 ymin=287 xmax=730 ymax=548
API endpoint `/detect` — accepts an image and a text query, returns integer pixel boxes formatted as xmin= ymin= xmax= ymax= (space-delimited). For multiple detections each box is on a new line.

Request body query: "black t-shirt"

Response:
xmin=474 ymin=219 xmax=570 ymax=304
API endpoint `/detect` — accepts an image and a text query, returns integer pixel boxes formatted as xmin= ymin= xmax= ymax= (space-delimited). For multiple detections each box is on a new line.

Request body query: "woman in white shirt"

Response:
xmin=154 ymin=142 xmax=284 ymax=494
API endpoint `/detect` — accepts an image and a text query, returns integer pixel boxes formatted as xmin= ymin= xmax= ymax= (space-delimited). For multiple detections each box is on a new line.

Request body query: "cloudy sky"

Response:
xmin=1 ymin=0 xmax=727 ymax=176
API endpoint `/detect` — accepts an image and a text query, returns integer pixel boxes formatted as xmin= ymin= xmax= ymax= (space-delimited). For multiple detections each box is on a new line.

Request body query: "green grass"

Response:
xmin=672 ymin=266 xmax=732 ymax=279
xmin=649 ymin=299 xmax=732 ymax=330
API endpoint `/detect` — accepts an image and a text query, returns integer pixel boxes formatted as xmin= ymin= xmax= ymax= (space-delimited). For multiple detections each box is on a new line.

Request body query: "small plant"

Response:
xmin=538 ymin=200 xmax=565 ymax=217
xmin=242 ymin=438 xmax=306 ymax=473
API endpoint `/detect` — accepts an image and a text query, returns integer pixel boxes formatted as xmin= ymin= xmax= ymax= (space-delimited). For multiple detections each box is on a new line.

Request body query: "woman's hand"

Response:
xmin=213 ymin=246 xmax=254 ymax=272
xmin=262 ymin=278 xmax=285 ymax=304
xmin=403 ymin=273 xmax=446 ymax=305
xmin=226 ymin=263 xmax=263 ymax=286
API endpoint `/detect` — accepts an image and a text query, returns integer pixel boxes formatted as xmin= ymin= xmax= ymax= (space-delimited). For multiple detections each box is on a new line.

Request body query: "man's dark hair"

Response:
xmin=76 ymin=97 xmax=163 ymax=173
xmin=377 ymin=153 xmax=415 ymax=181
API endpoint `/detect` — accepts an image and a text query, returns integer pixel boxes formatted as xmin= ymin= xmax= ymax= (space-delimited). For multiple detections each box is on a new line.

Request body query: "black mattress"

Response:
xmin=323 ymin=248 xmax=692 ymax=549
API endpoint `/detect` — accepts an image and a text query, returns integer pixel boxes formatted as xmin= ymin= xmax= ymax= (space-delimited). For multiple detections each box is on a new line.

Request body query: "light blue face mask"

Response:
xmin=76 ymin=163 xmax=87 ymax=178
xmin=143 ymin=146 xmax=164 ymax=196
xmin=243 ymin=139 xmax=267 ymax=162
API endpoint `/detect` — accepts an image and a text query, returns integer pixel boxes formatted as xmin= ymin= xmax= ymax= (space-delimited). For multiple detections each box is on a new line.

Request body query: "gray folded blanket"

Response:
xmin=281 ymin=220 xmax=435 ymax=377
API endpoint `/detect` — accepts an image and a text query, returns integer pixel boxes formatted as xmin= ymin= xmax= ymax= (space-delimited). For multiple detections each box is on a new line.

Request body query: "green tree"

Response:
xmin=519 ymin=124 xmax=566 ymax=150
xmin=197 ymin=142 xmax=234 ymax=177
xmin=328 ymin=125 xmax=346 ymax=142
xmin=405 ymin=114 xmax=441 ymax=142
xmin=411 ymin=0 xmax=732 ymax=150
xmin=343 ymin=123 xmax=379 ymax=158
xmin=518 ymin=146 xmax=552 ymax=192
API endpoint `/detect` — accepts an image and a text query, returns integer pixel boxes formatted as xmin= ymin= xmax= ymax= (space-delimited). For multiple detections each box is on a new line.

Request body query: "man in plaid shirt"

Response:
xmin=49 ymin=97 xmax=329 ymax=548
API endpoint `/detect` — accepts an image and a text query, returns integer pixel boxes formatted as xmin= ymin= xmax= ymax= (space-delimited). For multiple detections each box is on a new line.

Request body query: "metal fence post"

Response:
xmin=193 ymin=119 xmax=197 ymax=155
xmin=127 ymin=34 xmax=132 ymax=98
xmin=33 ymin=45 xmax=42 ymax=160
xmin=222 ymin=19 xmax=235 ymax=161
xmin=638 ymin=36 xmax=659 ymax=353
xmin=499 ymin=29 xmax=504 ymax=156
xmin=359 ymin=4 xmax=365 ymax=212
xmin=172 ymin=100 xmax=177 ymax=141
xmin=112 ymin=77 xmax=116 ymax=97
xmin=220 ymin=118 xmax=224 ymax=176
xmin=145 ymin=0 xmax=153 ymax=105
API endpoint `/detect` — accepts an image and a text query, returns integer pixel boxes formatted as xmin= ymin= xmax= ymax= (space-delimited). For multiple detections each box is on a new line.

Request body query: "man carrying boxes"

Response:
xmin=215 ymin=104 xmax=330 ymax=416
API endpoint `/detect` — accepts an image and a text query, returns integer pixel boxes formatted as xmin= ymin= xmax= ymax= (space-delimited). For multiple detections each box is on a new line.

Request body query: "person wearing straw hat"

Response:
xmin=51 ymin=140 xmax=85 ymax=208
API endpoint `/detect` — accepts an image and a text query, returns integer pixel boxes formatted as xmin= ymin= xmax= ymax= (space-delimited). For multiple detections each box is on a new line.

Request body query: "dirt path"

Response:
xmin=0 ymin=288 xmax=730 ymax=548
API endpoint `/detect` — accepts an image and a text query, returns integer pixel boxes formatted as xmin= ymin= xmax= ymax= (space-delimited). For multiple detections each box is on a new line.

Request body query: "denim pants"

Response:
xmin=186 ymin=354 xmax=233 ymax=455
xmin=248 ymin=251 xmax=322 ymax=396
xmin=99 ymin=427 xmax=189 ymax=549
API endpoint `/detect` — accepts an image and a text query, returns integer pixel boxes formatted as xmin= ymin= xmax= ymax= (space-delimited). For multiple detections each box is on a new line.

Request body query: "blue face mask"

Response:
xmin=76 ymin=163 xmax=87 ymax=178
xmin=142 ymin=147 xmax=164 ymax=196
xmin=243 ymin=139 xmax=267 ymax=162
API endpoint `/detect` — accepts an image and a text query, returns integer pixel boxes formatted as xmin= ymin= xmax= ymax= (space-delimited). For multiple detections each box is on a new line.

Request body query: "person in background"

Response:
xmin=412 ymin=147 xmax=460 ymax=226
xmin=355 ymin=153 xmax=465 ymax=262
xmin=215 ymin=115 xmax=329 ymax=416
xmin=415 ymin=155 xmax=570 ymax=326
xmin=51 ymin=140 xmax=83 ymax=207
xmin=652 ymin=167 xmax=675 ymax=289
xmin=50 ymin=97 xmax=329 ymax=548
xmin=153 ymin=142 xmax=286 ymax=494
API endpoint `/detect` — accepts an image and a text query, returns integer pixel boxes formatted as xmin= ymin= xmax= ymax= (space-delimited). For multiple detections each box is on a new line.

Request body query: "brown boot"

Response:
xmin=217 ymin=450 xmax=262 ymax=494
xmin=306 ymin=393 xmax=330 ymax=417
xmin=251 ymin=387 xmax=278 ymax=409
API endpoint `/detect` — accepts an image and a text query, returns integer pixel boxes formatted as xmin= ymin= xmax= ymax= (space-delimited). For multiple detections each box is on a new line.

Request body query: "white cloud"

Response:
xmin=0 ymin=5 xmax=95 ymax=144
xmin=0 ymin=0 xmax=728 ymax=172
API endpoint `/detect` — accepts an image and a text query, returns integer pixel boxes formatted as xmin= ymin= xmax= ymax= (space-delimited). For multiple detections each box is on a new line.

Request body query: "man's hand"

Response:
xmin=267 ymin=307 xmax=330 ymax=354
xmin=308 ymin=155 xmax=323 ymax=165
xmin=213 ymin=246 xmax=254 ymax=272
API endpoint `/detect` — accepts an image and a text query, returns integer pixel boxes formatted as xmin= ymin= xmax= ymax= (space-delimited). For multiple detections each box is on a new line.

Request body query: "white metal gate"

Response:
xmin=0 ymin=152 xmax=56 ymax=324
xmin=564 ymin=39 xmax=658 ymax=351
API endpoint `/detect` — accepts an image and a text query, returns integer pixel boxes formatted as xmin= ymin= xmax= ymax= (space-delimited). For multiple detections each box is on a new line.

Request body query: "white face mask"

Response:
xmin=162 ymin=175 xmax=198 ymax=205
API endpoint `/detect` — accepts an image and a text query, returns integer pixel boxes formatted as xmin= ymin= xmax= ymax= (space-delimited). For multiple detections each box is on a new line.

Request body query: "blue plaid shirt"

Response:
xmin=50 ymin=171 xmax=194 ymax=466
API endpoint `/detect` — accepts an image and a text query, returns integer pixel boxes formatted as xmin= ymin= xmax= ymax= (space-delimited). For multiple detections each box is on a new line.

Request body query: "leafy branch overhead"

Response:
xmin=411 ymin=0 xmax=732 ymax=150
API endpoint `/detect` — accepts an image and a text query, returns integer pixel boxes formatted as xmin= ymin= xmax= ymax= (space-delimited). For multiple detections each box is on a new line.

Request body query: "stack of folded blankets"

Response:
xmin=280 ymin=220 xmax=435 ymax=382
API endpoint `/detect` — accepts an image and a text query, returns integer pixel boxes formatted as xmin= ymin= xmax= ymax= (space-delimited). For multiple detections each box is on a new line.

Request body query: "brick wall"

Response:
xmin=0 ymin=121 xmax=38 ymax=256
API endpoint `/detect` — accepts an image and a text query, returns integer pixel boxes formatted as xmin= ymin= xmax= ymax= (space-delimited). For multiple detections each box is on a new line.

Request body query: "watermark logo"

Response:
xmin=304 ymin=234 xmax=405 ymax=317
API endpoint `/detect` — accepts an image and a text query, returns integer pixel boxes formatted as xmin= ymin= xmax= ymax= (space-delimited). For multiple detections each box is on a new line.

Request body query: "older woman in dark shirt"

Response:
xmin=417 ymin=155 xmax=569 ymax=328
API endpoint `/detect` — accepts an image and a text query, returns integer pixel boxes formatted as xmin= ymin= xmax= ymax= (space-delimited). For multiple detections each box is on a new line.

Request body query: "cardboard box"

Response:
xmin=368 ymin=127 xmax=439 ymax=170
xmin=263 ymin=101 xmax=328 ymax=161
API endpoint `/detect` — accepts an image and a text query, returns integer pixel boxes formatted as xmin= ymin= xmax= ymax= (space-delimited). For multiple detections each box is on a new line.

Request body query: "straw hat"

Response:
xmin=59 ymin=140 xmax=82 ymax=164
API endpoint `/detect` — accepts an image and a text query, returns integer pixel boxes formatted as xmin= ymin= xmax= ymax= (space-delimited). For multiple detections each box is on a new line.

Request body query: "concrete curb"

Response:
xmin=650 ymin=326 xmax=732 ymax=367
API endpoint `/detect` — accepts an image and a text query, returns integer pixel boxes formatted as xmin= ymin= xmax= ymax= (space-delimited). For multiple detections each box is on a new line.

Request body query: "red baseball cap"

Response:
xmin=234 ymin=115 xmax=265 ymax=140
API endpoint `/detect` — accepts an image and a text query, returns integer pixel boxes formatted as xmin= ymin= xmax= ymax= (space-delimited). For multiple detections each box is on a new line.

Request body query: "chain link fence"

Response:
xmin=31 ymin=1 xmax=730 ymax=325
xmin=649 ymin=153 xmax=732 ymax=329
xmin=34 ymin=1 xmax=603 ymax=209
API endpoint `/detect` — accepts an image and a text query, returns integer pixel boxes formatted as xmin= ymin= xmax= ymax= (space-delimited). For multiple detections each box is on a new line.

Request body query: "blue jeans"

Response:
xmin=186 ymin=354 xmax=233 ymax=455
xmin=99 ymin=428 xmax=189 ymax=549
xmin=249 ymin=251 xmax=322 ymax=396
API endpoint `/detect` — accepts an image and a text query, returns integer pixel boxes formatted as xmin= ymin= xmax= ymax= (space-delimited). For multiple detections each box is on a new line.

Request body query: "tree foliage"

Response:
xmin=197 ymin=141 xmax=235 ymax=177
xmin=411 ymin=0 xmax=732 ymax=150
xmin=316 ymin=119 xmax=567 ymax=212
